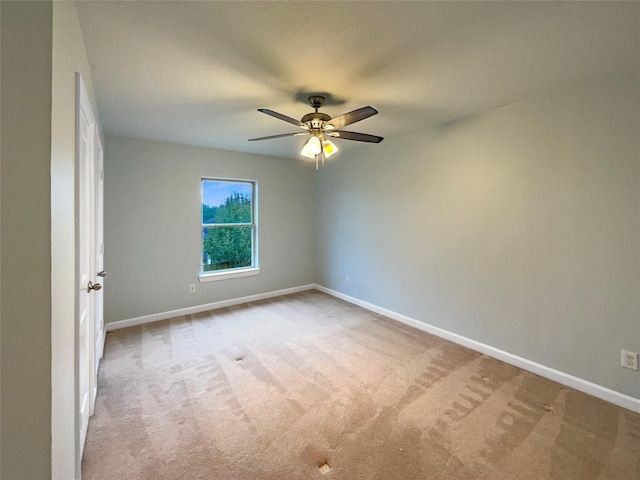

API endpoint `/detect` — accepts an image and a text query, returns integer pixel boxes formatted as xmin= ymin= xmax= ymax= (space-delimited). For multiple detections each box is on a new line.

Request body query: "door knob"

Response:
xmin=87 ymin=281 xmax=102 ymax=292
xmin=97 ymin=271 xmax=107 ymax=277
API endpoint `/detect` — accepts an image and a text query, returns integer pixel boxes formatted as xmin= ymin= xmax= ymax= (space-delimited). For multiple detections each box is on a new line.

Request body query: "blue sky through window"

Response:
xmin=202 ymin=180 xmax=252 ymax=207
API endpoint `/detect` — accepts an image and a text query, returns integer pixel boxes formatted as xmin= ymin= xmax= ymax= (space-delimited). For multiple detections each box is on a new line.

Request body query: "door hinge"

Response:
xmin=100 ymin=170 xmax=104 ymax=180
xmin=100 ymin=244 xmax=104 ymax=255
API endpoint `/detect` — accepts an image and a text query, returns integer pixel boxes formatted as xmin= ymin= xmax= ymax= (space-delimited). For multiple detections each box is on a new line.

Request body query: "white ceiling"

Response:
xmin=76 ymin=1 xmax=640 ymax=160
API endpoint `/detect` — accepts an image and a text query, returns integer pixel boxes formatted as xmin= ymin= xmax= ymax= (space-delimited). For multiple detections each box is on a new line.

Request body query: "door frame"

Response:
xmin=92 ymin=131 xmax=105 ymax=413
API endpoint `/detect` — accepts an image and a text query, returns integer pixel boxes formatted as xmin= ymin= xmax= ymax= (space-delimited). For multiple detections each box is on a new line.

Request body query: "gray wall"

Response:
xmin=104 ymin=136 xmax=316 ymax=323
xmin=1 ymin=1 xmax=53 ymax=477
xmin=316 ymin=71 xmax=640 ymax=400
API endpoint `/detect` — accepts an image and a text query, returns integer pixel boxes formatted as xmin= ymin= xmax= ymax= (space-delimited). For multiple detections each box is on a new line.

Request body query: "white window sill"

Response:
xmin=199 ymin=267 xmax=261 ymax=283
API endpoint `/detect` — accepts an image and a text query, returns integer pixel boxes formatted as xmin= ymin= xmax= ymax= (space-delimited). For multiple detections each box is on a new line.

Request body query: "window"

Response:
xmin=200 ymin=178 xmax=258 ymax=281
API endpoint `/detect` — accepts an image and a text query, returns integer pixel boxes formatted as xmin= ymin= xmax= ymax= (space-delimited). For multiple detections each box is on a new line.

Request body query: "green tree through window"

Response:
xmin=202 ymin=180 xmax=255 ymax=273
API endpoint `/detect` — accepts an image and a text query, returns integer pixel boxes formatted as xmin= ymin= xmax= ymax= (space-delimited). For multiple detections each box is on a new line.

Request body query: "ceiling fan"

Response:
xmin=249 ymin=95 xmax=383 ymax=169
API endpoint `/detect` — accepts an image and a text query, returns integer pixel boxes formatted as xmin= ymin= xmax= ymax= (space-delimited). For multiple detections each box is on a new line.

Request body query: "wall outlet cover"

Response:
xmin=621 ymin=350 xmax=639 ymax=371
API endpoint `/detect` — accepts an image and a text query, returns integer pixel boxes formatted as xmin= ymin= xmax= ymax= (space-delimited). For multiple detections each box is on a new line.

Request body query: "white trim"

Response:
xmin=106 ymin=284 xmax=315 ymax=331
xmin=99 ymin=328 xmax=106 ymax=359
xmin=199 ymin=267 xmax=260 ymax=282
xmin=314 ymin=284 xmax=640 ymax=414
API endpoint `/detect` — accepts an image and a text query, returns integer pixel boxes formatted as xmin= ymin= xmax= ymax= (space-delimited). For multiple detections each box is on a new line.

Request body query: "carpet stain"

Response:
xmin=222 ymin=346 xmax=290 ymax=394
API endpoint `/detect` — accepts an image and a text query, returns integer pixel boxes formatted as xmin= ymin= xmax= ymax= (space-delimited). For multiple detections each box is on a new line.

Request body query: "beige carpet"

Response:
xmin=82 ymin=290 xmax=640 ymax=479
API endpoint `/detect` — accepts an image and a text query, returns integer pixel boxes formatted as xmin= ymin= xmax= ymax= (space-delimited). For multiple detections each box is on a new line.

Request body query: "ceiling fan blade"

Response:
xmin=324 ymin=106 xmax=378 ymax=129
xmin=248 ymin=132 xmax=308 ymax=142
xmin=329 ymin=130 xmax=384 ymax=143
xmin=258 ymin=109 xmax=308 ymax=129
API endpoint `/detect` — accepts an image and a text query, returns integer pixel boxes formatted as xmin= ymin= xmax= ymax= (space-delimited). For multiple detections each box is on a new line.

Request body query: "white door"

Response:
xmin=92 ymin=133 xmax=105 ymax=414
xmin=77 ymin=73 xmax=98 ymax=459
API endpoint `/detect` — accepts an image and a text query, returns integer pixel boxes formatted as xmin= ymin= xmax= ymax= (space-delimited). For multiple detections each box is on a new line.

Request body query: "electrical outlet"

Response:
xmin=189 ymin=284 xmax=196 ymax=294
xmin=621 ymin=350 xmax=638 ymax=371
xmin=345 ymin=274 xmax=350 ymax=284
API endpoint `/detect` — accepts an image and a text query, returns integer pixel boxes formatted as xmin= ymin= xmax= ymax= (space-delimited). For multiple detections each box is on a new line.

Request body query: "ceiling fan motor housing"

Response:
xmin=302 ymin=95 xmax=331 ymax=128
xmin=301 ymin=111 xmax=331 ymax=129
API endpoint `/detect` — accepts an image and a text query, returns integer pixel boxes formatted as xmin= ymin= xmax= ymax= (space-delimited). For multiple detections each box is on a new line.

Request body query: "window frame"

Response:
xmin=199 ymin=177 xmax=259 ymax=282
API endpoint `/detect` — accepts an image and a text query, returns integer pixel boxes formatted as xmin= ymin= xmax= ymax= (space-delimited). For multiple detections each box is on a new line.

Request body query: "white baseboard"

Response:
xmin=106 ymin=284 xmax=316 ymax=331
xmin=315 ymin=284 xmax=640 ymax=414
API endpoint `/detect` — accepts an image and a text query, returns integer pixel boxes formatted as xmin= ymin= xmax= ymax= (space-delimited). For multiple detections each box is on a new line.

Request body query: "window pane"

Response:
xmin=202 ymin=180 xmax=252 ymax=224
xmin=202 ymin=226 xmax=252 ymax=272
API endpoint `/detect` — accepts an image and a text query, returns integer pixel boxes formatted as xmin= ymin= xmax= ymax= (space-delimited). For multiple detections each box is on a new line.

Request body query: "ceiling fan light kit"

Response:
xmin=249 ymin=95 xmax=383 ymax=169
xmin=305 ymin=135 xmax=322 ymax=155
xmin=322 ymin=139 xmax=338 ymax=157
